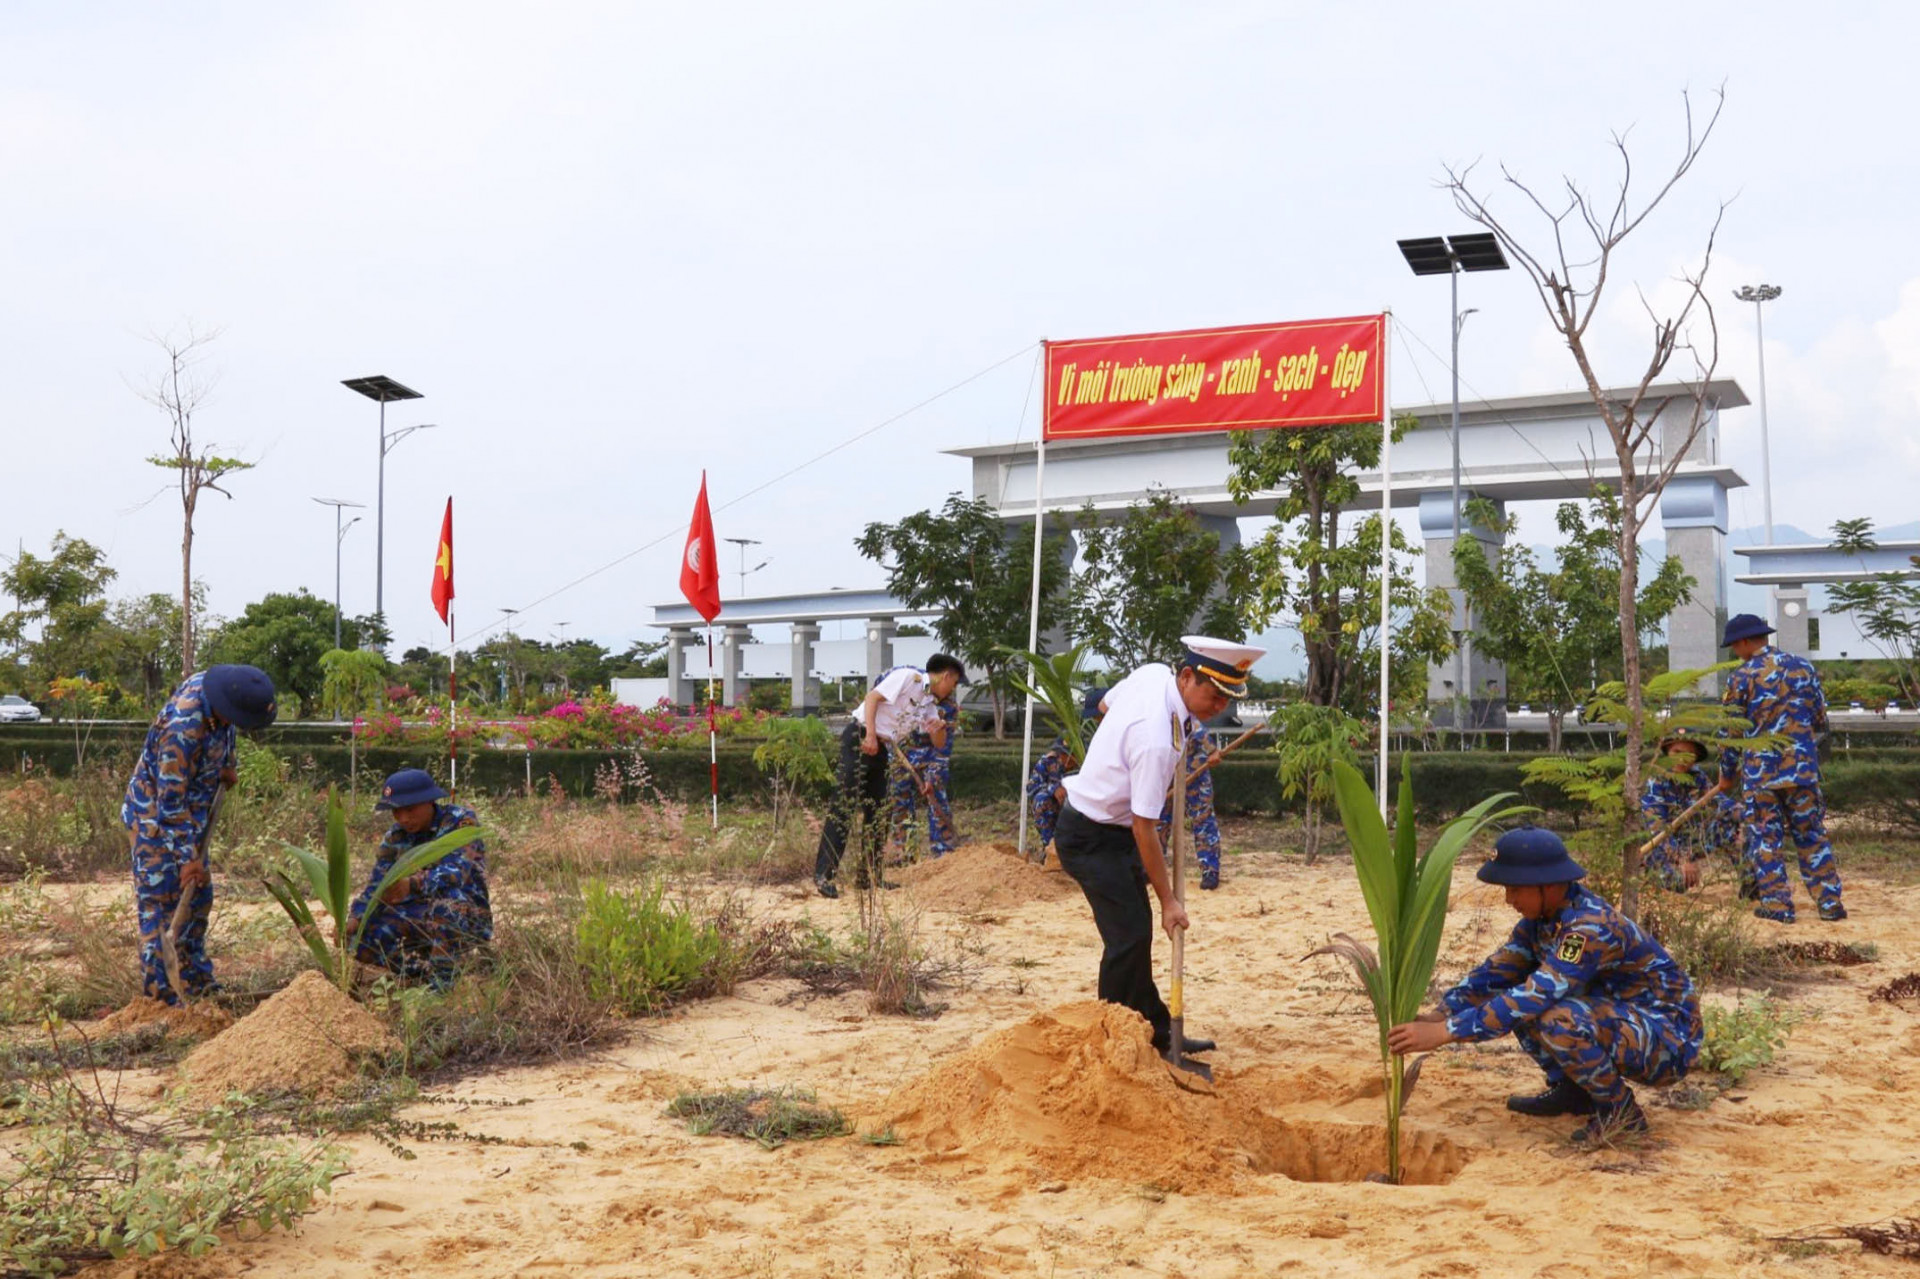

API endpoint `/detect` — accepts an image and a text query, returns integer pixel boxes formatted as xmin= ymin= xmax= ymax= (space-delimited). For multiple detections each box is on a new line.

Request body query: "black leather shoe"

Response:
xmin=1180 ymin=1036 xmax=1216 ymax=1055
xmin=814 ymin=875 xmax=839 ymax=899
xmin=1507 ymin=1079 xmax=1597 ymax=1117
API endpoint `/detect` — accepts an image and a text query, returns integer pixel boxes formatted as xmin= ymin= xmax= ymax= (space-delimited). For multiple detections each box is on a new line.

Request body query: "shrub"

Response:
xmin=575 ymin=879 xmax=731 ymax=1015
xmin=1701 ymin=996 xmax=1798 ymax=1084
xmin=665 ymin=1087 xmax=848 ymax=1149
xmin=1 ymin=1048 xmax=345 ymax=1276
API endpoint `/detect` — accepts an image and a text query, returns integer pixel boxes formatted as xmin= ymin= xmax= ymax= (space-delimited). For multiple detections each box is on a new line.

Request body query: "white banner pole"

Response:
xmin=1015 ymin=419 xmax=1049 ymax=859
xmin=1376 ymin=313 xmax=1393 ymax=816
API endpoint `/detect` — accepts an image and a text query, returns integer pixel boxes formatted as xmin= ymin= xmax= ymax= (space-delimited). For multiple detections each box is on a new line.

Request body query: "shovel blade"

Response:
xmin=1159 ymin=1048 xmax=1215 ymax=1090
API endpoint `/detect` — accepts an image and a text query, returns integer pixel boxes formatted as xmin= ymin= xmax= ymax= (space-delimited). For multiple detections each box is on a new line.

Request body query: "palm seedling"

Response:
xmin=1309 ymin=760 xmax=1524 ymax=1183
xmin=1001 ymin=642 xmax=1097 ymax=766
xmin=263 ymin=785 xmax=485 ymax=994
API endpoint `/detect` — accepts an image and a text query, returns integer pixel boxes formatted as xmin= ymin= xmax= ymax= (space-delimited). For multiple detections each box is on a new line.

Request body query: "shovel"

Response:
xmin=159 ymin=784 xmax=225 ymax=1005
xmin=1162 ymin=718 xmax=1212 ymax=1084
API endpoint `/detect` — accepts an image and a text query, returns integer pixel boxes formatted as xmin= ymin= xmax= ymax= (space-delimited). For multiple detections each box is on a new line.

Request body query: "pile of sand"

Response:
xmin=871 ymin=1001 xmax=1466 ymax=1192
xmin=871 ymin=1001 xmax=1254 ymax=1192
xmin=93 ymin=995 xmax=234 ymax=1040
xmin=181 ymin=969 xmax=397 ymax=1103
xmin=899 ymin=841 xmax=1076 ymax=912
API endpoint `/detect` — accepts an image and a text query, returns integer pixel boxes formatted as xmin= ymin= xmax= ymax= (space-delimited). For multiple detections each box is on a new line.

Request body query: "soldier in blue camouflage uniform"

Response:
xmin=1160 ymin=729 xmax=1225 ymax=890
xmin=1639 ymin=730 xmax=1745 ymax=894
xmin=1715 ymin=613 xmax=1847 ymax=923
xmin=1389 ymin=829 xmax=1703 ymax=1142
xmin=1027 ymin=687 xmax=1106 ymax=850
xmin=889 ymin=695 xmax=960 ymax=860
xmin=121 ymin=665 xmax=278 ymax=1005
xmin=347 ymin=769 xmax=491 ymax=987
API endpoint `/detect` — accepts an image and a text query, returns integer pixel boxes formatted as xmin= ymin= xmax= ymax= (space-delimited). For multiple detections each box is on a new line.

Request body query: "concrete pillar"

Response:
xmin=664 ymin=626 xmax=700 ymax=707
xmin=1659 ymin=476 xmax=1729 ymax=690
xmin=790 ymin=621 xmax=821 ymax=714
xmin=1418 ymin=491 xmax=1507 ymax=728
xmin=720 ymin=623 xmax=753 ymax=707
xmin=1192 ymin=514 xmax=1243 ymax=638
xmin=864 ymin=618 xmax=898 ymax=686
xmin=1772 ymin=586 xmax=1810 ymax=656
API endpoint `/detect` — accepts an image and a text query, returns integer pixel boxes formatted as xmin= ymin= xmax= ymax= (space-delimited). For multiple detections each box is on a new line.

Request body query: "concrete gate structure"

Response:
xmin=950 ymin=379 xmax=1752 ymax=719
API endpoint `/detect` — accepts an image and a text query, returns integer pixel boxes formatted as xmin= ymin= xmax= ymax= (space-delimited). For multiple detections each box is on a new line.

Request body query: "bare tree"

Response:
xmin=142 ymin=326 xmax=253 ymax=676
xmin=1443 ymin=88 xmax=1727 ymax=917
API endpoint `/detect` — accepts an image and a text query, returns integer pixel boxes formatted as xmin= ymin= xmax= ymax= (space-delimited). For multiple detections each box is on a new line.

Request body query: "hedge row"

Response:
xmin=8 ymin=734 xmax=1918 ymax=830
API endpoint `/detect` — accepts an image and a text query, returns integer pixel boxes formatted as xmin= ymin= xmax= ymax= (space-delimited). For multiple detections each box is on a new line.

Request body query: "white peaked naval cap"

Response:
xmin=1178 ymin=635 xmax=1267 ymax=697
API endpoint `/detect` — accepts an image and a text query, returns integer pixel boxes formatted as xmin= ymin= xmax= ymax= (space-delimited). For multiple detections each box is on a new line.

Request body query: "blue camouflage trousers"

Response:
xmin=1512 ymin=997 xmax=1694 ymax=1107
xmin=889 ymin=755 xmax=955 ymax=858
xmin=354 ymin=904 xmax=487 ymax=987
xmin=1744 ymin=785 xmax=1844 ymax=917
xmin=131 ymin=833 xmax=214 ymax=1005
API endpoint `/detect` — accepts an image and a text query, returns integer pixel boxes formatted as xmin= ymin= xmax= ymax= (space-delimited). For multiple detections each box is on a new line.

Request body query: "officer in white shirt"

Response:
xmin=1055 ymin=636 xmax=1264 ymax=1055
xmin=815 ymin=653 xmax=968 ymax=898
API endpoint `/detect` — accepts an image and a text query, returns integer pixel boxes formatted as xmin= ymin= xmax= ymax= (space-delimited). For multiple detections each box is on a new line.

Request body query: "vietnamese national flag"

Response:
xmin=431 ymin=498 xmax=454 ymax=624
xmin=679 ymin=473 xmax=721 ymax=623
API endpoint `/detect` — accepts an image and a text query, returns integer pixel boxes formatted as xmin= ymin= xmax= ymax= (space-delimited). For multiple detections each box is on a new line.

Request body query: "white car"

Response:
xmin=0 ymin=694 xmax=40 ymax=723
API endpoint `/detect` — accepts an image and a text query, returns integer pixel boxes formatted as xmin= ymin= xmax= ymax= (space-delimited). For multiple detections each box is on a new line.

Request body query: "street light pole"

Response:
xmin=1733 ymin=284 xmax=1782 ymax=544
xmin=1398 ymin=233 xmax=1509 ymax=738
xmin=722 ymin=537 xmax=767 ymax=599
xmin=341 ymin=376 xmax=426 ymax=625
xmin=312 ymin=498 xmax=365 ymax=650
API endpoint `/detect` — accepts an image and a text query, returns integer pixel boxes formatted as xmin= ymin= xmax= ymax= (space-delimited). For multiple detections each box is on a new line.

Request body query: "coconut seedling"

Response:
xmin=1309 ymin=760 xmax=1523 ymax=1183
xmin=264 ymin=785 xmax=485 ymax=994
xmin=1002 ymin=642 xmax=1098 ymax=767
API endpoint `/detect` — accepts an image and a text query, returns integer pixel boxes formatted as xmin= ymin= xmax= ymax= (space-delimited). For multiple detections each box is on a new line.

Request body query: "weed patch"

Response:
xmin=1869 ymin=972 xmax=1920 ymax=1004
xmin=665 ymin=1086 xmax=849 ymax=1149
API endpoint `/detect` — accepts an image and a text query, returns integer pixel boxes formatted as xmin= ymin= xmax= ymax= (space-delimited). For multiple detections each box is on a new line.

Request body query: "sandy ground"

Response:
xmin=73 ymin=834 xmax=1920 ymax=1279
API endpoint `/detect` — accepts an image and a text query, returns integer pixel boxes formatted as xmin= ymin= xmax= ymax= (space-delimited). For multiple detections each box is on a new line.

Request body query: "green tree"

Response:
xmin=1067 ymin=492 xmax=1246 ymax=671
xmin=204 ymin=591 xmax=367 ymax=713
xmin=1227 ymin=419 xmax=1453 ymax=718
xmin=1454 ymin=489 xmax=1693 ymax=751
xmin=609 ymin=638 xmax=669 ymax=679
xmin=140 ymin=326 xmax=253 ymax=674
xmin=0 ymin=533 xmax=118 ymax=695
xmin=1825 ymin=517 xmax=1920 ymax=704
xmin=103 ymin=588 xmax=208 ymax=709
xmin=856 ymin=494 xmax=1070 ymax=738
xmin=319 ymin=648 xmax=389 ymax=721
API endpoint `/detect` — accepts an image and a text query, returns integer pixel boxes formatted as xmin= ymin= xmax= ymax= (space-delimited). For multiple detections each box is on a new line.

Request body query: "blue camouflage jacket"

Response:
xmin=1441 ymin=884 xmax=1700 ymax=1057
xmin=1720 ymin=645 xmax=1827 ymax=790
xmin=906 ymin=697 xmax=960 ymax=772
xmin=121 ymin=672 xmax=236 ymax=862
xmin=1027 ymin=736 xmax=1076 ymax=845
xmin=349 ymin=802 xmax=491 ymax=939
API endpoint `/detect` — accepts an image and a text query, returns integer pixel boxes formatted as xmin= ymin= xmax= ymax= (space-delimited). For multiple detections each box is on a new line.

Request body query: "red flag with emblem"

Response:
xmin=431 ymin=498 xmax=454 ymax=624
xmin=679 ymin=473 xmax=721 ymax=622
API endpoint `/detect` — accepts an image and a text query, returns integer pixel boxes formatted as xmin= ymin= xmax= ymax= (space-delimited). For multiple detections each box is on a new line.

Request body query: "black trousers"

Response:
xmin=814 ymin=722 xmax=890 ymax=885
xmin=1053 ymin=801 xmax=1171 ymax=1049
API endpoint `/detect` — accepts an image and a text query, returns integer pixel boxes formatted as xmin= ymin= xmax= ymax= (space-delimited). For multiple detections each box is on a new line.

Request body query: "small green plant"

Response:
xmin=1000 ymin=642 xmax=1098 ymax=765
xmin=262 ymin=785 xmax=486 ymax=994
xmin=1313 ymin=760 xmax=1523 ymax=1184
xmin=574 ymin=878 xmax=729 ymax=1014
xmin=1701 ymin=996 xmax=1798 ymax=1084
xmin=665 ymin=1086 xmax=849 ymax=1149
xmin=751 ymin=717 xmax=835 ymax=830
xmin=1272 ymin=702 xmax=1368 ymax=863
xmin=858 ymin=1125 xmax=902 ymax=1147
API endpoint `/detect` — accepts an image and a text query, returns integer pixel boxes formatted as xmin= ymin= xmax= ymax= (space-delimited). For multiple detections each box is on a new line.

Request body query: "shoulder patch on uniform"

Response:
xmin=1556 ymin=934 xmax=1587 ymax=965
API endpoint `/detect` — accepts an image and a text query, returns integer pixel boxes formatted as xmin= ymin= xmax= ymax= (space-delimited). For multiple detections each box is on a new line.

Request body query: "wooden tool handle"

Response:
xmin=1637 ymin=787 xmax=1718 ymax=857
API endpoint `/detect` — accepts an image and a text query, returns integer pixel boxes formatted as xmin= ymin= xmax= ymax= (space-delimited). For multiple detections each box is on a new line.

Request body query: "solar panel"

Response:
xmin=1450 ymin=232 xmax=1509 ymax=272
xmin=1396 ymin=237 xmax=1453 ymax=276
xmin=341 ymin=375 xmax=423 ymax=403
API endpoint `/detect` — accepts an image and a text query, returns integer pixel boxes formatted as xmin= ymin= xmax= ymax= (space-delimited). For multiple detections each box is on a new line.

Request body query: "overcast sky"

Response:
xmin=5 ymin=2 xmax=1916 ymax=672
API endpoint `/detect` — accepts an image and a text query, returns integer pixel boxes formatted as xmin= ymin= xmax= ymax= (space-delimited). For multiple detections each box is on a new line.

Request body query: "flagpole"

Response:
xmin=706 ymin=624 xmax=718 ymax=830
xmin=448 ymin=600 xmax=458 ymax=795
xmin=1377 ymin=312 xmax=1393 ymax=817
xmin=1016 ymin=376 xmax=1048 ymax=860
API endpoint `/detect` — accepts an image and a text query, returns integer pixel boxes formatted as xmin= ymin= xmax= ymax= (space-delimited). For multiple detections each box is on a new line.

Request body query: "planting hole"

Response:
xmin=1237 ymin=1115 xmax=1468 ymax=1185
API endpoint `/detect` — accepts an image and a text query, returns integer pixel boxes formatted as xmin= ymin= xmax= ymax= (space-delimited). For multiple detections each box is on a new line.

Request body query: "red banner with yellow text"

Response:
xmin=1043 ymin=315 xmax=1385 ymax=441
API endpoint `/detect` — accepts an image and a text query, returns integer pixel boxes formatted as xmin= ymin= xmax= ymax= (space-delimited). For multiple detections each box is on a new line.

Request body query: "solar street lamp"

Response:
xmin=1397 ymin=233 xmax=1510 ymax=735
xmin=341 ymin=375 xmax=427 ymax=623
xmin=311 ymin=497 xmax=366 ymax=650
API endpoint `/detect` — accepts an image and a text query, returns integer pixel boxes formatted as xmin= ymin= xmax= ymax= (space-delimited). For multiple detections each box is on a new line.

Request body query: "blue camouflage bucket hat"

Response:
xmin=1476 ymin=828 xmax=1587 ymax=886
xmin=377 ymin=768 xmax=449 ymax=810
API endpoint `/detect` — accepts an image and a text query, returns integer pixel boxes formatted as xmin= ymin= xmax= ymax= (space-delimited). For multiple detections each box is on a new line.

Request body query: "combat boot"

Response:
xmin=1818 ymin=902 xmax=1848 ymax=922
xmin=1506 ymin=1079 xmax=1596 ymax=1117
xmin=1571 ymin=1094 xmax=1648 ymax=1145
